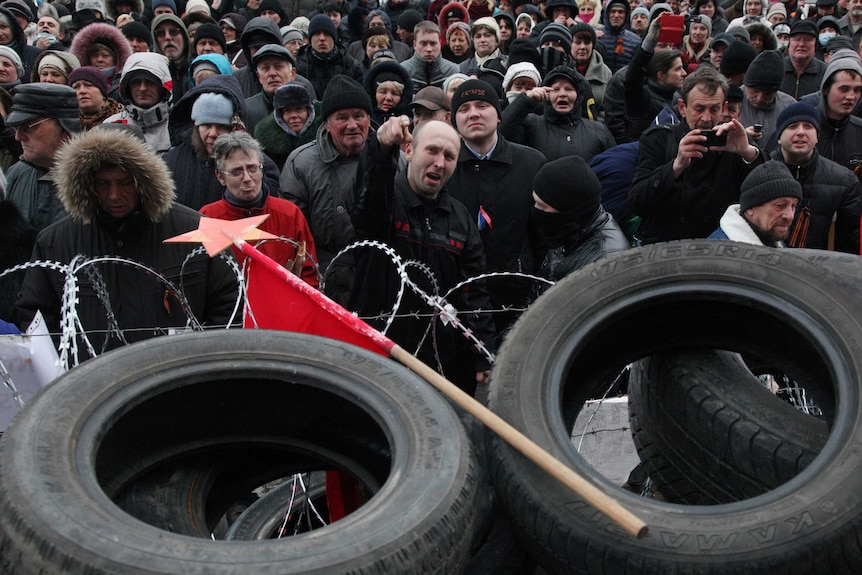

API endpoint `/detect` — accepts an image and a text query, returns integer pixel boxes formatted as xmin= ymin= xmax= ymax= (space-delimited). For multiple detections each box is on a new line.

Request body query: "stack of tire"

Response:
xmin=1 ymin=240 xmax=861 ymax=574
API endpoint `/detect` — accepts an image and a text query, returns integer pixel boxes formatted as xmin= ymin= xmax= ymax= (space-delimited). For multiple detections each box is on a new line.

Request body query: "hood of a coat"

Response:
xmin=120 ymin=51 xmax=174 ymax=104
xmin=188 ymin=53 xmax=233 ymax=85
xmin=274 ymin=82 xmax=316 ymax=135
xmin=150 ymin=14 xmax=190 ymax=64
xmin=169 ymin=74 xmax=247 ymax=141
xmin=240 ymin=17 xmax=281 ymax=69
xmin=70 ymin=22 xmax=134 ymax=74
xmin=104 ymin=0 xmax=144 ymax=22
xmin=53 ymin=128 xmax=176 ymax=224
xmin=602 ymin=0 xmax=630 ymax=31
xmin=363 ymin=60 xmax=414 ymax=116
xmin=0 ymin=7 xmax=27 ymax=54
xmin=542 ymin=65 xmax=589 ymax=122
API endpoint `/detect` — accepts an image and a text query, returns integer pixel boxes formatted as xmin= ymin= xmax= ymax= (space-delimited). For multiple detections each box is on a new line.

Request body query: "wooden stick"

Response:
xmin=389 ymin=345 xmax=648 ymax=539
xmin=229 ymin=231 xmax=649 ymax=539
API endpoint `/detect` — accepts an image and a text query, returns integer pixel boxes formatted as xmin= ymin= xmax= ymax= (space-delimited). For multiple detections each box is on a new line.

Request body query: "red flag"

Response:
xmin=240 ymin=241 xmax=393 ymax=355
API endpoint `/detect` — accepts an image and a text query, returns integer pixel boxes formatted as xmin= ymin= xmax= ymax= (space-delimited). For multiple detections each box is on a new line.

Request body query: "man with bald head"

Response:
xmin=352 ymin=117 xmax=496 ymax=396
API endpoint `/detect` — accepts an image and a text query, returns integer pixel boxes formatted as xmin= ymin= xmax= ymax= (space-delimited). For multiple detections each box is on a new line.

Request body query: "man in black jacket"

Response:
xmin=445 ymin=79 xmax=546 ymax=335
xmin=629 ymin=65 xmax=765 ymax=244
xmin=294 ymin=14 xmax=365 ymax=99
xmin=353 ymin=116 xmax=496 ymax=396
xmin=772 ymin=101 xmax=861 ymax=252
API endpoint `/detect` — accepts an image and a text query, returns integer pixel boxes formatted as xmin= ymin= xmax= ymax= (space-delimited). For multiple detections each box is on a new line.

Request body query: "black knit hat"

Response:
xmin=259 ymin=0 xmax=288 ymax=21
xmin=533 ymin=155 xmax=601 ymax=223
xmin=739 ymin=161 xmax=802 ymax=211
xmin=322 ymin=74 xmax=372 ymax=119
xmin=507 ymin=38 xmax=542 ymax=69
xmin=450 ymin=79 xmax=501 ymax=122
xmin=775 ymin=101 xmax=820 ymax=138
xmin=743 ymin=49 xmax=784 ymax=91
xmin=122 ymin=21 xmax=153 ymax=48
xmin=397 ymin=9 xmax=423 ymax=33
xmin=571 ymin=22 xmax=596 ymax=45
xmin=720 ymin=40 xmax=756 ymax=77
xmin=308 ymin=13 xmax=337 ymax=39
xmin=193 ymin=22 xmax=227 ymax=54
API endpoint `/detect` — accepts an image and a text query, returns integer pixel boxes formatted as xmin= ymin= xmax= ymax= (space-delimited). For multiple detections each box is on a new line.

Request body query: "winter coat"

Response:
xmin=151 ymin=14 xmax=191 ymax=102
xmin=0 ymin=200 xmax=35 ymax=322
xmin=681 ymin=35 xmax=711 ymax=73
xmin=5 ymin=161 xmax=63 ymax=232
xmin=596 ymin=1 xmax=641 ymax=73
xmin=781 ymin=55 xmax=827 ymax=100
xmin=253 ymin=87 xmax=322 ymax=168
xmin=445 ymin=135 xmax=547 ymax=309
xmin=294 ymin=44 xmax=366 ymax=100
xmin=708 ymin=204 xmax=783 ymax=246
xmin=772 ymin=148 xmax=862 ymax=253
xmin=352 ymin=140 xmax=496 ymax=394
xmin=500 ymin=87 xmax=614 ymax=163
xmin=164 ymin=75 xmax=281 ymax=209
xmin=579 ymin=49 xmax=612 ymax=112
xmin=537 ymin=208 xmax=630 ymax=283
xmin=200 ymin=188 xmax=319 ymax=286
xmin=279 ymin=123 xmax=374 ymax=304
xmin=629 ymin=121 xmax=765 ymax=244
xmin=104 ymin=52 xmax=174 ymax=154
xmin=15 ymin=129 xmax=240 ymax=350
xmin=739 ymin=88 xmax=796 ymax=144
xmin=400 ymin=51 xmax=460 ymax=90
xmin=624 ymin=46 xmax=680 ymax=144
xmin=233 ymin=17 xmax=282 ymax=99
xmin=459 ymin=48 xmax=505 ymax=74
xmin=281 ymin=0 xmax=319 ymax=22
xmin=837 ymin=13 xmax=862 ymax=56
xmin=363 ymin=60 xmax=414 ymax=126
xmin=70 ymin=22 xmax=133 ymax=98
xmin=0 ymin=7 xmax=40 ymax=82
xmin=710 ymin=10 xmax=729 ymax=35
xmin=602 ymin=64 xmax=628 ymax=144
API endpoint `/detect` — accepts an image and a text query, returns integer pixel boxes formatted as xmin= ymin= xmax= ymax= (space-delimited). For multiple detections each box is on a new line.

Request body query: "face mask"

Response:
xmin=777 ymin=39 xmax=789 ymax=50
xmin=531 ymin=207 xmax=572 ymax=247
xmin=819 ymin=32 xmax=836 ymax=46
xmin=506 ymin=90 xmax=523 ymax=104
xmin=540 ymin=46 xmax=570 ymax=73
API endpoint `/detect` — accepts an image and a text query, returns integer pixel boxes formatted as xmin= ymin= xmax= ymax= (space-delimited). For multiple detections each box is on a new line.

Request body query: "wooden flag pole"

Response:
xmin=228 ymin=230 xmax=649 ymax=539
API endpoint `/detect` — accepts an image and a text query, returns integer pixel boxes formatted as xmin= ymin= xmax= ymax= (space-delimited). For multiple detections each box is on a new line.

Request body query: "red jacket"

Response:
xmin=200 ymin=194 xmax=320 ymax=288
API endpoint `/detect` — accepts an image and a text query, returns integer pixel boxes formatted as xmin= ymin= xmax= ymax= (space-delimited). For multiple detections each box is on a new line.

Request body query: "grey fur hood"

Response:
xmin=54 ymin=129 xmax=176 ymax=224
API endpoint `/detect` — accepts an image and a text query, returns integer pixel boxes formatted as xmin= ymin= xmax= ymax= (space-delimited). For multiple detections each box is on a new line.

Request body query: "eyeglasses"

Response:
xmin=15 ymin=117 xmax=52 ymax=134
xmin=154 ymin=26 xmax=182 ymax=39
xmin=219 ymin=163 xmax=263 ymax=178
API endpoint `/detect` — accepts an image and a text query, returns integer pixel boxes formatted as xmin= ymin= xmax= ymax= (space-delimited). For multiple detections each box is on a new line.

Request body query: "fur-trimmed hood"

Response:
xmin=70 ymin=22 xmax=134 ymax=74
xmin=363 ymin=60 xmax=414 ymax=117
xmin=439 ymin=2 xmax=469 ymax=39
xmin=54 ymin=128 xmax=176 ymax=224
xmin=746 ymin=21 xmax=777 ymax=52
xmin=104 ymin=0 xmax=144 ymax=21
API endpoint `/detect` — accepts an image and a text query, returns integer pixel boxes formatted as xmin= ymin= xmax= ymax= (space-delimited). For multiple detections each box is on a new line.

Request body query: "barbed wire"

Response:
xmin=3 ymin=238 xmax=555 ymax=378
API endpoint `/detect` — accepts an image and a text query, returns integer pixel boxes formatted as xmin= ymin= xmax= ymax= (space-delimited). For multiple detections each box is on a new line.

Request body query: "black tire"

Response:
xmin=628 ymin=350 xmax=829 ymax=504
xmin=487 ymin=240 xmax=862 ymax=574
xmin=0 ymin=330 xmax=480 ymax=575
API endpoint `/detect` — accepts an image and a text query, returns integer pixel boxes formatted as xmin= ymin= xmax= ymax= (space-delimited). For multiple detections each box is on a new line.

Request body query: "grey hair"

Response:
xmin=211 ymin=131 xmax=263 ymax=171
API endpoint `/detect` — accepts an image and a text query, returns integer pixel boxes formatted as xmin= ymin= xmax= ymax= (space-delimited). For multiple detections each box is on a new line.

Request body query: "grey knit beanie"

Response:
xmin=739 ymin=161 xmax=803 ymax=211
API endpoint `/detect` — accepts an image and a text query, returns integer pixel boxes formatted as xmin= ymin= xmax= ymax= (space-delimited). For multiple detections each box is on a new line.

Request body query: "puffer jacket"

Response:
xmin=364 ymin=60 xmax=414 ymax=126
xmin=400 ymin=51 xmax=461 ymax=90
xmin=500 ymin=67 xmax=615 ymax=163
xmin=596 ymin=0 xmax=640 ymax=72
xmin=294 ymin=44 xmax=365 ymax=100
xmin=772 ymin=148 xmax=862 ymax=254
xmin=104 ymin=52 xmax=174 ymax=154
xmin=15 ymin=129 xmax=240 ymax=351
xmin=0 ymin=7 xmax=40 ymax=82
xmin=150 ymin=14 xmax=191 ymax=101
xmin=164 ymin=75 xmax=281 ymax=210
xmin=537 ymin=208 xmax=630 ymax=283
xmin=233 ymin=17 xmax=281 ymax=99
xmin=71 ymin=22 xmax=133 ymax=99
xmin=279 ymin=122 xmax=376 ymax=304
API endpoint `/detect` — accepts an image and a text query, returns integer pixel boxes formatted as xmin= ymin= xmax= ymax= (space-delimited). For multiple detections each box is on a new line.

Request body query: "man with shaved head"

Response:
xmin=351 ymin=117 xmax=496 ymax=396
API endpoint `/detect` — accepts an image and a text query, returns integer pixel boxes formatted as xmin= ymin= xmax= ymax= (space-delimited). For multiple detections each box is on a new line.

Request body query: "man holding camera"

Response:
xmin=629 ymin=66 xmax=765 ymax=244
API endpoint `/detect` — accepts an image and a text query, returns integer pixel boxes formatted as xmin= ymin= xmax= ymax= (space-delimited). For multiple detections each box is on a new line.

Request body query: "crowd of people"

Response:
xmin=1 ymin=0 xmax=861 ymax=395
